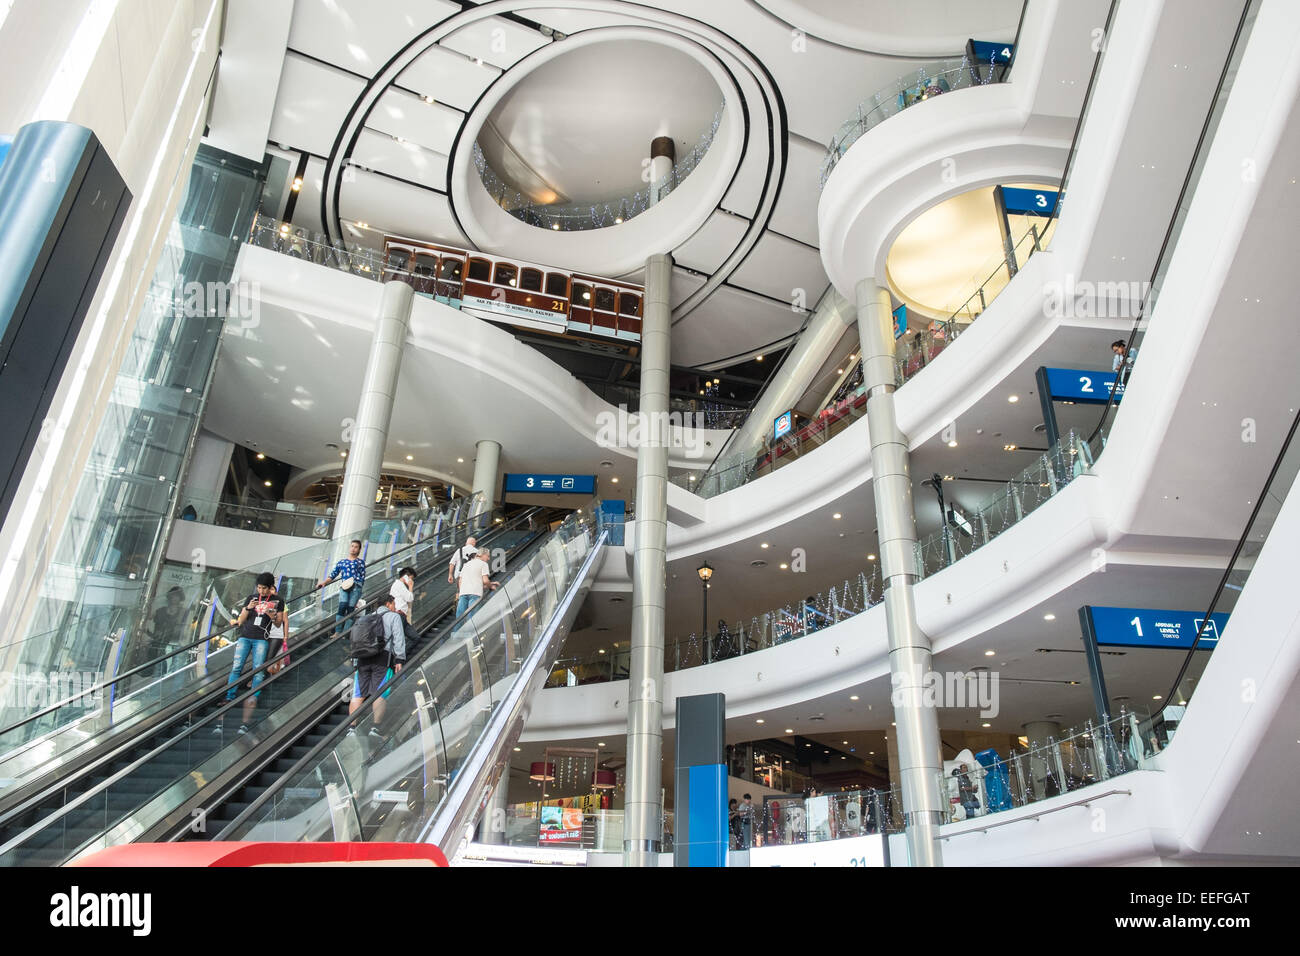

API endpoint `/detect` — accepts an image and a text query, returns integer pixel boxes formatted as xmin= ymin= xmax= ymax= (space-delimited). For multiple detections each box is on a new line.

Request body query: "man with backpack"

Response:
xmin=348 ymin=593 xmax=406 ymax=734
xmin=447 ymin=535 xmax=477 ymax=586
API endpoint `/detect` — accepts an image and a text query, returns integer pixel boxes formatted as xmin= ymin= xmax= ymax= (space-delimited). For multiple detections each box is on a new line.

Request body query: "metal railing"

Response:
xmin=820 ymin=57 xmax=1009 ymax=189
xmin=554 ymin=431 xmax=1096 ymax=688
xmin=472 ymin=108 xmax=724 ymax=231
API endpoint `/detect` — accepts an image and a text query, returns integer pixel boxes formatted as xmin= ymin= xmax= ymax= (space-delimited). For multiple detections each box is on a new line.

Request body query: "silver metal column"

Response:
xmin=727 ymin=289 xmax=855 ymax=463
xmin=623 ymin=252 xmax=672 ymax=866
xmin=479 ymin=767 xmax=510 ymax=845
xmin=334 ymin=280 xmax=413 ymax=545
xmin=470 ymin=438 xmax=501 ymax=524
xmin=855 ymin=278 xmax=945 ymax=867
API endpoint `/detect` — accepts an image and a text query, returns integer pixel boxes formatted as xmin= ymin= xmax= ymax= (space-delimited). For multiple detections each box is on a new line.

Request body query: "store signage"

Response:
xmin=969 ymin=40 xmax=1014 ymax=64
xmin=1001 ymin=186 xmax=1060 ymax=218
xmin=503 ymin=473 xmax=595 ymax=495
xmin=749 ymin=832 xmax=886 ymax=867
xmin=1087 ymin=605 xmax=1229 ymax=650
xmin=774 ymin=410 xmax=793 ymax=440
xmin=539 ymin=806 xmax=584 ymax=844
xmin=893 ymin=303 xmax=907 ymax=339
xmin=1044 ymin=367 xmax=1125 ymax=405
xmin=462 ymin=294 xmax=568 ymax=329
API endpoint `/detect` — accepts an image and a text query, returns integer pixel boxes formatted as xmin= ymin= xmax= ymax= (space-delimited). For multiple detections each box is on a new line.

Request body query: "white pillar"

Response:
xmin=335 ymin=280 xmax=413 ymax=548
xmin=470 ymin=439 xmax=501 ymax=520
xmin=624 ymin=252 xmax=672 ymax=866
xmin=856 ymin=278 xmax=944 ymax=867
xmin=648 ymin=136 xmax=674 ymax=205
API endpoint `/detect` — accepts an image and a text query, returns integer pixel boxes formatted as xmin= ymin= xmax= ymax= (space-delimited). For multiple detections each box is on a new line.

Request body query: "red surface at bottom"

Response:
xmin=70 ymin=842 xmax=449 ymax=867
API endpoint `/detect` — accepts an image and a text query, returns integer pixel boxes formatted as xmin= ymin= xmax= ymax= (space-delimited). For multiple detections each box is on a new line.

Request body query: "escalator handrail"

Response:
xmin=0 ymin=510 xmax=542 ymax=858
xmin=0 ymin=505 xmax=515 ymax=823
xmin=207 ymin=520 xmax=555 ymax=840
xmin=1085 ymin=0 xmax=1254 ymax=447
xmin=0 ymin=497 xmax=487 ymax=740
xmin=421 ymin=528 xmax=609 ymax=856
xmin=1155 ymin=405 xmax=1300 ymax=722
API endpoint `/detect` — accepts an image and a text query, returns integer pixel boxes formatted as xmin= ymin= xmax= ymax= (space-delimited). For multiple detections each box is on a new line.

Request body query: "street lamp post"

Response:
xmin=697 ymin=560 xmax=713 ymax=664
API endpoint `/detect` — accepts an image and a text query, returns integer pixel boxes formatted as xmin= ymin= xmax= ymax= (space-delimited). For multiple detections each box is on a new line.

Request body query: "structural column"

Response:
xmin=726 ymin=289 xmax=856 ymax=464
xmin=623 ymin=252 xmax=672 ymax=866
xmin=470 ymin=439 xmax=501 ymax=525
xmin=855 ymin=278 xmax=945 ymax=867
xmin=648 ymin=136 xmax=675 ymax=205
xmin=334 ymin=280 xmax=413 ymax=546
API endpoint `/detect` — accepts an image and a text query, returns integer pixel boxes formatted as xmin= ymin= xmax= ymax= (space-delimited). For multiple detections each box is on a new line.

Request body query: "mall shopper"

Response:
xmin=448 ymin=535 xmax=478 ymax=586
xmin=1111 ymin=339 xmax=1136 ymax=382
xmin=322 ymin=539 xmax=366 ymax=634
xmin=348 ymin=594 xmax=406 ymax=736
xmin=218 ymin=571 xmax=285 ymax=734
xmin=738 ymin=793 xmax=755 ymax=849
xmin=728 ymin=798 xmax=741 ymax=849
xmin=952 ymin=763 xmax=980 ymax=818
xmin=266 ymin=581 xmax=289 ymax=675
xmin=456 ymin=547 xmax=499 ymax=617
xmin=390 ymin=566 xmax=417 ymax=646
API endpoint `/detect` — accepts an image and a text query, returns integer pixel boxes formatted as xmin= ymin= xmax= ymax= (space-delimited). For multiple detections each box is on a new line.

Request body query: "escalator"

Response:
xmin=0 ymin=506 xmax=543 ymax=866
xmin=219 ymin=503 xmax=613 ymax=860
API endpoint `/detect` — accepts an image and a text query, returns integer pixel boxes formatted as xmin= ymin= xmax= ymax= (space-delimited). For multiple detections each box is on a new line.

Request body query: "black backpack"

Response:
xmin=350 ymin=611 xmax=388 ymax=659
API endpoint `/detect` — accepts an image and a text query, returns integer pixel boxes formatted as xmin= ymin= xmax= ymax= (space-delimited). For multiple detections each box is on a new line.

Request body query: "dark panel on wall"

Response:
xmin=0 ymin=122 xmax=131 ymax=526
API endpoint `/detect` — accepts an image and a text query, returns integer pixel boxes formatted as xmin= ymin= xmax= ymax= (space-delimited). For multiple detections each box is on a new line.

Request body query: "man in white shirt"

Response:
xmin=456 ymin=547 xmax=498 ymax=617
xmin=389 ymin=566 xmax=416 ymax=646
xmin=448 ymin=535 xmax=478 ymax=588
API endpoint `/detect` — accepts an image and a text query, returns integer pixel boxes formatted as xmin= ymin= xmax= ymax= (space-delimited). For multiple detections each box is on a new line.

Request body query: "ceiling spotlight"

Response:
xmin=278 ymin=224 xmax=289 ymax=235
xmin=984 ymin=650 xmax=995 ymax=656
xmin=1008 ymin=394 xmax=1020 ymax=403
xmin=291 ymin=177 xmax=303 ymax=191
xmin=611 ymin=477 xmax=619 ymax=483
xmin=947 ymin=440 xmax=958 ymax=448
xmin=760 ymin=542 xmax=769 ymax=549
xmin=552 ymin=223 xmax=560 ymax=230
xmin=785 ymin=728 xmax=794 ymax=734
xmin=256 ymin=453 xmax=265 ymax=460
xmin=614 ymin=217 xmax=623 ymax=224
xmin=833 ymin=512 xmax=841 ymax=520
xmin=849 ymin=695 xmax=859 ymax=701
xmin=457 ymin=457 xmax=464 ymax=463
xmin=982 ymin=722 xmax=991 ymax=728
xmin=755 ymin=718 xmax=765 ymax=724
xmin=756 ymin=354 xmax=764 ymax=362
xmin=424 ymin=95 xmax=436 ymax=104
xmin=779 ymin=562 xmax=788 ymax=569
xmin=405 ymin=454 xmax=413 ymax=461
xmin=597 ymin=741 xmax=606 ymax=747
xmin=263 ymin=480 xmax=272 ymax=487
xmin=867 ymin=553 xmax=876 ymax=561
xmin=1004 ymin=444 xmax=1018 ymax=452
xmin=1043 ymin=613 xmax=1056 ymax=621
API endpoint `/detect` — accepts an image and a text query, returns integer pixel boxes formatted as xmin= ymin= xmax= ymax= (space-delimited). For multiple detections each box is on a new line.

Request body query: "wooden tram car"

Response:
xmin=382 ymin=235 xmax=644 ymax=345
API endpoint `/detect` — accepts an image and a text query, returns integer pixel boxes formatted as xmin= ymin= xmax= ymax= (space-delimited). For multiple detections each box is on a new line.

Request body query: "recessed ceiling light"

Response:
xmin=842 ymin=740 xmax=848 ymax=745
xmin=756 ymin=354 xmax=763 ymax=361
xmin=779 ymin=563 xmax=788 ymax=569
xmin=263 ymin=480 xmax=272 ymax=487
xmin=1008 ymin=394 xmax=1019 ymax=403
xmin=340 ymin=452 xmax=347 ymax=458
xmin=597 ymin=649 xmax=606 ymax=654
xmin=1004 ymin=444 xmax=1018 ymax=452
xmin=867 ymin=554 xmax=876 ymax=561
xmin=597 ymin=742 xmax=605 ymax=747
xmin=256 ymin=452 xmax=265 ymax=460
xmin=760 ymin=542 xmax=769 ymax=549
xmin=947 ymin=440 xmax=958 ymax=448
xmin=552 ymin=223 xmax=560 ymax=230
xmin=755 ymin=718 xmax=765 ymax=724
xmin=984 ymin=650 xmax=995 ymax=656
xmin=784 ymin=728 xmax=794 ymax=734
xmin=1044 ymin=613 xmax=1056 ymax=621
xmin=1153 ymin=695 xmax=1162 ymax=700
xmin=982 ymin=722 xmax=991 ymax=728
xmin=611 ymin=477 xmax=619 ymax=483
xmin=849 ymin=695 xmax=859 ymax=701
xmin=405 ymin=454 xmax=413 ymax=461
xmin=614 ymin=217 xmax=623 ymax=224
xmin=833 ymin=513 xmax=841 ymax=520
xmin=457 ymin=457 xmax=464 ymax=463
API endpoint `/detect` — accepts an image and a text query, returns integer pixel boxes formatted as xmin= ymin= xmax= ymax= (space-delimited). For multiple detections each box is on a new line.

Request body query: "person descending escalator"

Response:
xmin=347 ymin=594 xmax=406 ymax=740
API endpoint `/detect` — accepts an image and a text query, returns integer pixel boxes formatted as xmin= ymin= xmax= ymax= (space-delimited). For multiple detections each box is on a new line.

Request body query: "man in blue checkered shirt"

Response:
xmin=321 ymin=538 xmax=366 ymax=633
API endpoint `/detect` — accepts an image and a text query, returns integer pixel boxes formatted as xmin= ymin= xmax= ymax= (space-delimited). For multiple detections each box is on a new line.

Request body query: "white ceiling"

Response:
xmin=480 ymin=38 xmax=722 ymax=202
xmin=219 ymin=0 xmax=1063 ymax=368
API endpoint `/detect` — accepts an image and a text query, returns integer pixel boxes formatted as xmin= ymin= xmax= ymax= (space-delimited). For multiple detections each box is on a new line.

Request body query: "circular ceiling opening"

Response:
xmin=475 ymin=38 xmax=724 ymax=228
xmin=885 ymin=182 xmax=1059 ymax=321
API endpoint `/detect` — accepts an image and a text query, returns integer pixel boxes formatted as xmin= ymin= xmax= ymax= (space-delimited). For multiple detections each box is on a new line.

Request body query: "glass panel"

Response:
xmin=618 ymin=292 xmax=640 ymax=315
xmin=519 ymin=268 xmax=542 ymax=292
xmin=493 ymin=262 xmax=517 ymax=287
xmin=467 ymin=258 xmax=491 ymax=282
xmin=544 ymin=272 xmax=568 ymax=297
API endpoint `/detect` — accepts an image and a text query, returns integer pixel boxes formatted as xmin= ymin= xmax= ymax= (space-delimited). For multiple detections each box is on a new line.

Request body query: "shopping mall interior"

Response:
xmin=0 ymin=0 xmax=1297 ymax=870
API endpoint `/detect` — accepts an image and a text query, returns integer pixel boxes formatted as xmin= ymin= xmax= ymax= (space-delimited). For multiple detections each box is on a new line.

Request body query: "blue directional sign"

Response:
xmin=503 ymin=473 xmax=596 ymax=495
xmin=1001 ymin=186 xmax=1060 ymax=218
xmin=774 ymin=410 xmax=793 ymax=440
xmin=1044 ymin=367 xmax=1125 ymax=405
xmin=1087 ymin=606 xmax=1229 ymax=650
xmin=969 ymin=40 xmax=1014 ymax=65
xmin=893 ymin=303 xmax=907 ymax=339
xmin=0 ymin=136 xmax=11 ymax=171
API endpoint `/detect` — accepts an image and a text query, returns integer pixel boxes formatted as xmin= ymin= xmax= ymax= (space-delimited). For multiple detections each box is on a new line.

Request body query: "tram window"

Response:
xmin=618 ymin=292 xmax=641 ymax=316
xmin=384 ymin=248 xmax=409 ymax=272
xmin=468 ymin=258 xmax=491 ymax=282
xmin=519 ymin=268 xmax=543 ymax=292
xmin=413 ymin=253 xmax=437 ymax=278
xmin=545 ymin=273 xmax=569 ymax=297
xmin=439 ymin=258 xmax=463 ymax=281
xmin=572 ymin=282 xmax=592 ymax=306
xmin=593 ymin=287 xmax=616 ymax=312
xmin=494 ymin=262 xmax=518 ymax=287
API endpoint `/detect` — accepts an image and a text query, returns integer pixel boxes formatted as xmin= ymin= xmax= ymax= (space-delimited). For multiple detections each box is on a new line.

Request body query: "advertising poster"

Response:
xmin=539 ymin=805 xmax=584 ymax=844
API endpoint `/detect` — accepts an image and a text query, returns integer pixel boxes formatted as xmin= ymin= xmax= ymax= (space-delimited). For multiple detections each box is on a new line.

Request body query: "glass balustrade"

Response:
xmin=820 ymin=57 xmax=1010 ymax=189
xmin=225 ymin=504 xmax=613 ymax=845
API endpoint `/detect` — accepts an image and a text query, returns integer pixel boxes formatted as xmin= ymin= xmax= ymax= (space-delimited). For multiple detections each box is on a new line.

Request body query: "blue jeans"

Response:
xmin=456 ymin=593 xmax=481 ymax=618
xmin=335 ymin=588 xmax=360 ymax=634
xmin=225 ymin=637 xmax=269 ymax=701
